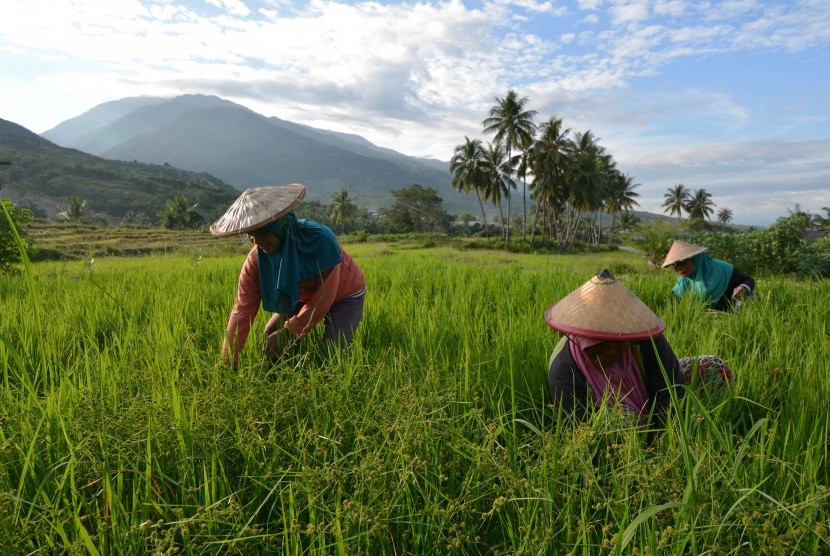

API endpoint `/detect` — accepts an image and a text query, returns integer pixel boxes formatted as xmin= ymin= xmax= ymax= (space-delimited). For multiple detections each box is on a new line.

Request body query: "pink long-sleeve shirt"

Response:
xmin=225 ymin=245 xmax=365 ymax=360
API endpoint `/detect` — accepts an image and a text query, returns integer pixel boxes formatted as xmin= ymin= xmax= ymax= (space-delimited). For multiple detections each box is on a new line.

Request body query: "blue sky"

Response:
xmin=1 ymin=0 xmax=829 ymax=226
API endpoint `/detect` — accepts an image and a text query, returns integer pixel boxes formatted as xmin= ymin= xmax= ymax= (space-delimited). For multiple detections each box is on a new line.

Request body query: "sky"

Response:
xmin=1 ymin=0 xmax=829 ymax=226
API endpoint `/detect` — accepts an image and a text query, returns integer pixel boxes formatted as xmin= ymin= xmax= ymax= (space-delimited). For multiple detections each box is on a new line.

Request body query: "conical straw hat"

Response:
xmin=545 ymin=269 xmax=665 ymax=341
xmin=210 ymin=183 xmax=306 ymax=237
xmin=661 ymin=240 xmax=708 ymax=268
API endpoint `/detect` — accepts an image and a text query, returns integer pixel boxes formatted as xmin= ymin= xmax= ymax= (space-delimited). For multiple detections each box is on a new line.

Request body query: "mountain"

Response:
xmin=42 ymin=94 xmax=465 ymax=211
xmin=0 ymin=118 xmax=240 ymax=223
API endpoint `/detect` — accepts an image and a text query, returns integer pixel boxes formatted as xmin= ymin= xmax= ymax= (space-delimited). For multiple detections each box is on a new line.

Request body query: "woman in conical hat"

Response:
xmin=545 ymin=269 xmax=685 ymax=432
xmin=546 ymin=270 xmax=733 ymax=430
xmin=211 ymin=184 xmax=366 ymax=368
xmin=661 ymin=240 xmax=755 ymax=311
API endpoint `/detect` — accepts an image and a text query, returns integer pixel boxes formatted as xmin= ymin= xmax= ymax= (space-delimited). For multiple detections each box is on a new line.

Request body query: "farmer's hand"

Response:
xmin=264 ymin=327 xmax=294 ymax=363
xmin=221 ymin=338 xmax=238 ymax=370
xmin=731 ymin=285 xmax=748 ymax=300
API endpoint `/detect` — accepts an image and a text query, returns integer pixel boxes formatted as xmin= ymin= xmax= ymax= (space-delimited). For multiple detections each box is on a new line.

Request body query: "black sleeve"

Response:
xmin=548 ymin=341 xmax=593 ymax=423
xmin=728 ymin=267 xmax=755 ymax=293
xmin=637 ymin=335 xmax=685 ymax=428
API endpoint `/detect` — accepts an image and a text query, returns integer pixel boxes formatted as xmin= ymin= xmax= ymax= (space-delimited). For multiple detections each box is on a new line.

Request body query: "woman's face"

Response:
xmin=584 ymin=340 xmax=631 ymax=367
xmin=672 ymin=258 xmax=695 ymax=278
xmin=248 ymin=230 xmax=283 ymax=254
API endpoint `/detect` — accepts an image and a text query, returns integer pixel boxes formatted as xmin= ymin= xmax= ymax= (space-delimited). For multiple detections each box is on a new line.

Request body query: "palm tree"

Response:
xmin=529 ymin=116 xmax=572 ymax=243
xmin=605 ymin=172 xmax=640 ymax=243
xmin=329 ymin=187 xmax=358 ymax=234
xmin=564 ymin=131 xmax=605 ymax=246
xmin=159 ymin=195 xmax=203 ymax=229
xmin=618 ymin=210 xmax=640 ymax=233
xmin=482 ymin=90 xmax=537 ymax=247
xmin=685 ymin=188 xmax=716 ymax=221
xmin=57 ymin=196 xmax=88 ymax=222
xmin=662 ymin=184 xmax=690 ymax=222
xmin=450 ymin=137 xmax=490 ymax=236
xmin=481 ymin=142 xmax=512 ymax=238
xmin=716 ymin=207 xmax=733 ymax=231
xmin=813 ymin=206 xmax=830 ymax=230
xmin=515 ymin=133 xmax=535 ymax=241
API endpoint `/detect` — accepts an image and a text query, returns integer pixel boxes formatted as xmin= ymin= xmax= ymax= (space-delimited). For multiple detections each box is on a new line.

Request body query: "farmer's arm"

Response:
xmin=222 ymin=248 xmax=261 ymax=367
xmin=285 ymin=264 xmax=340 ymax=339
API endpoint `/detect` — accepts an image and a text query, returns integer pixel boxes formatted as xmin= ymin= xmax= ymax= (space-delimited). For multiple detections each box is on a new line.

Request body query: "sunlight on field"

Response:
xmin=1 ymin=245 xmax=828 ymax=554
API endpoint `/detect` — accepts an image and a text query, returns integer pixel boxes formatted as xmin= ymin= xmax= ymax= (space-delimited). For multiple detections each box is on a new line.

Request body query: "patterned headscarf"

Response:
xmin=671 ymin=252 xmax=733 ymax=307
xmin=256 ymin=212 xmax=342 ymax=313
xmin=569 ymin=335 xmax=649 ymax=414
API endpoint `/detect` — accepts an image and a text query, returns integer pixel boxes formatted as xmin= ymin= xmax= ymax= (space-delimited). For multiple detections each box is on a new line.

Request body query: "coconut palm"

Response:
xmin=685 ymin=188 xmax=716 ymax=221
xmin=329 ymin=187 xmax=358 ymax=234
xmin=716 ymin=207 xmax=733 ymax=231
xmin=159 ymin=195 xmax=203 ymax=230
xmin=662 ymin=184 xmax=690 ymax=222
xmin=57 ymin=196 xmax=88 ymax=223
xmin=564 ymin=131 xmax=605 ymax=246
xmin=605 ymin=172 xmax=640 ymax=243
xmin=529 ymin=116 xmax=572 ymax=243
xmin=482 ymin=90 xmax=537 ymax=247
xmin=481 ymin=142 xmax=512 ymax=237
xmin=450 ymin=137 xmax=490 ymax=236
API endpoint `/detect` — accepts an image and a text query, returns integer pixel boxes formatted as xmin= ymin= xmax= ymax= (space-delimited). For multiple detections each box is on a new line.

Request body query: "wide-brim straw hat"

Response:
xmin=210 ymin=183 xmax=306 ymax=237
xmin=545 ymin=269 xmax=665 ymax=341
xmin=661 ymin=240 xmax=708 ymax=268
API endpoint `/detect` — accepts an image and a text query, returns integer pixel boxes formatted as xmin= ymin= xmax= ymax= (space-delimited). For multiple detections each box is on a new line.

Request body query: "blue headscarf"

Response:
xmin=256 ymin=213 xmax=342 ymax=313
xmin=672 ymin=252 xmax=733 ymax=307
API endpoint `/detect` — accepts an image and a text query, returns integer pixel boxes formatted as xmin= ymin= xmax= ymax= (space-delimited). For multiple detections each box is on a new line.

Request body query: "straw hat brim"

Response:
xmin=210 ymin=183 xmax=306 ymax=237
xmin=545 ymin=271 xmax=665 ymax=341
xmin=661 ymin=240 xmax=707 ymax=268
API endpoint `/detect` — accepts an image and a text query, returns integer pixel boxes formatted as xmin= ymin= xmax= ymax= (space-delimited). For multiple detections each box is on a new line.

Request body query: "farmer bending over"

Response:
xmin=211 ymin=183 xmax=366 ymax=368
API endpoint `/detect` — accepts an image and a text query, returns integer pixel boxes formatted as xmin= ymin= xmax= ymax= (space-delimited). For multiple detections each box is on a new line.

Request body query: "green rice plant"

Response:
xmin=0 ymin=241 xmax=828 ymax=554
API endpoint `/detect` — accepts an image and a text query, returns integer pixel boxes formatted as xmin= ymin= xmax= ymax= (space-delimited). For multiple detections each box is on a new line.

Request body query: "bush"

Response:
xmin=0 ymin=198 xmax=33 ymax=274
xmin=626 ymin=220 xmax=682 ymax=267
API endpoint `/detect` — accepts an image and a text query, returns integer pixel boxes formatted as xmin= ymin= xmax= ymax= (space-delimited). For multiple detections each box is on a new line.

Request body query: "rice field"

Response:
xmin=1 ymin=240 xmax=828 ymax=554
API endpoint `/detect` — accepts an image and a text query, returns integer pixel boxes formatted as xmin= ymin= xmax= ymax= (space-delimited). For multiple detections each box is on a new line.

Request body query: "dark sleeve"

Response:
xmin=713 ymin=267 xmax=756 ymax=310
xmin=637 ymin=335 xmax=685 ymax=427
xmin=548 ymin=341 xmax=593 ymax=422
xmin=728 ymin=267 xmax=755 ymax=293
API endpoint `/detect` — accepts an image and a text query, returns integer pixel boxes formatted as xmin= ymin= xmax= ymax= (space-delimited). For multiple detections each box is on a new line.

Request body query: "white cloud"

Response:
xmin=1 ymin=0 xmax=829 ymax=226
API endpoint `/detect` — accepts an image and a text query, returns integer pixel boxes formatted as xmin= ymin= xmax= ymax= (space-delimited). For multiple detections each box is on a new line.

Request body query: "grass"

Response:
xmin=0 ymin=234 xmax=829 ymax=554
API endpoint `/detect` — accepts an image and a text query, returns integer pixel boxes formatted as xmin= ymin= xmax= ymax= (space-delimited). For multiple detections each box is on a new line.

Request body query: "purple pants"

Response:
xmin=263 ymin=291 xmax=365 ymax=360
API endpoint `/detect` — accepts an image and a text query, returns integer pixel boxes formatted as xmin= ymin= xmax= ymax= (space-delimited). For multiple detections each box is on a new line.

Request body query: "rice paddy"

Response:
xmin=1 ymin=240 xmax=828 ymax=554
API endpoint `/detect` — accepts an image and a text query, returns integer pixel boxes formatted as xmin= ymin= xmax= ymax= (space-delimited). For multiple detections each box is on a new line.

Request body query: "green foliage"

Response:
xmin=158 ymin=195 xmax=204 ymax=230
xmin=1 ymin=248 xmax=829 ymax=553
xmin=0 ymin=198 xmax=32 ymax=273
xmin=381 ymin=183 xmax=452 ymax=233
xmin=56 ymin=196 xmax=88 ymax=222
xmin=627 ymin=220 xmax=681 ymax=267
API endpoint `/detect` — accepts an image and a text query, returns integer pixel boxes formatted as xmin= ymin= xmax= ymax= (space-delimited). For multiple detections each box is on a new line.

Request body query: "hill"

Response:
xmin=42 ymin=94 xmax=467 ymax=211
xmin=0 ymin=118 xmax=240 ymax=223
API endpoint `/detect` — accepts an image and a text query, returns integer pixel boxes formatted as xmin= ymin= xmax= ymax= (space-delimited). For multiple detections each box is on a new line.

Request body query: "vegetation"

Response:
xmin=158 ymin=195 xmax=205 ymax=230
xmin=0 ymin=198 xmax=33 ymax=274
xmin=0 ymin=118 xmax=240 ymax=224
xmin=380 ymin=184 xmax=452 ymax=233
xmin=1 ymin=234 xmax=829 ymax=553
xmin=631 ymin=211 xmax=830 ymax=277
xmin=452 ymin=91 xmax=657 ymax=249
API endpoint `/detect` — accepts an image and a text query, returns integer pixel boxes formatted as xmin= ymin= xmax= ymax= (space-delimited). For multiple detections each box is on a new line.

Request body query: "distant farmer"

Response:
xmin=211 ymin=183 xmax=366 ymax=368
xmin=662 ymin=240 xmax=755 ymax=311
xmin=545 ymin=270 xmax=732 ymax=432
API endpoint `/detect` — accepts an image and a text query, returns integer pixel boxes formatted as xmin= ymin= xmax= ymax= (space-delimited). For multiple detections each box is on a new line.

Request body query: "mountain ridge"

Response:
xmin=42 ymin=94 xmax=464 ymax=210
xmin=0 ymin=117 xmax=240 ymax=222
